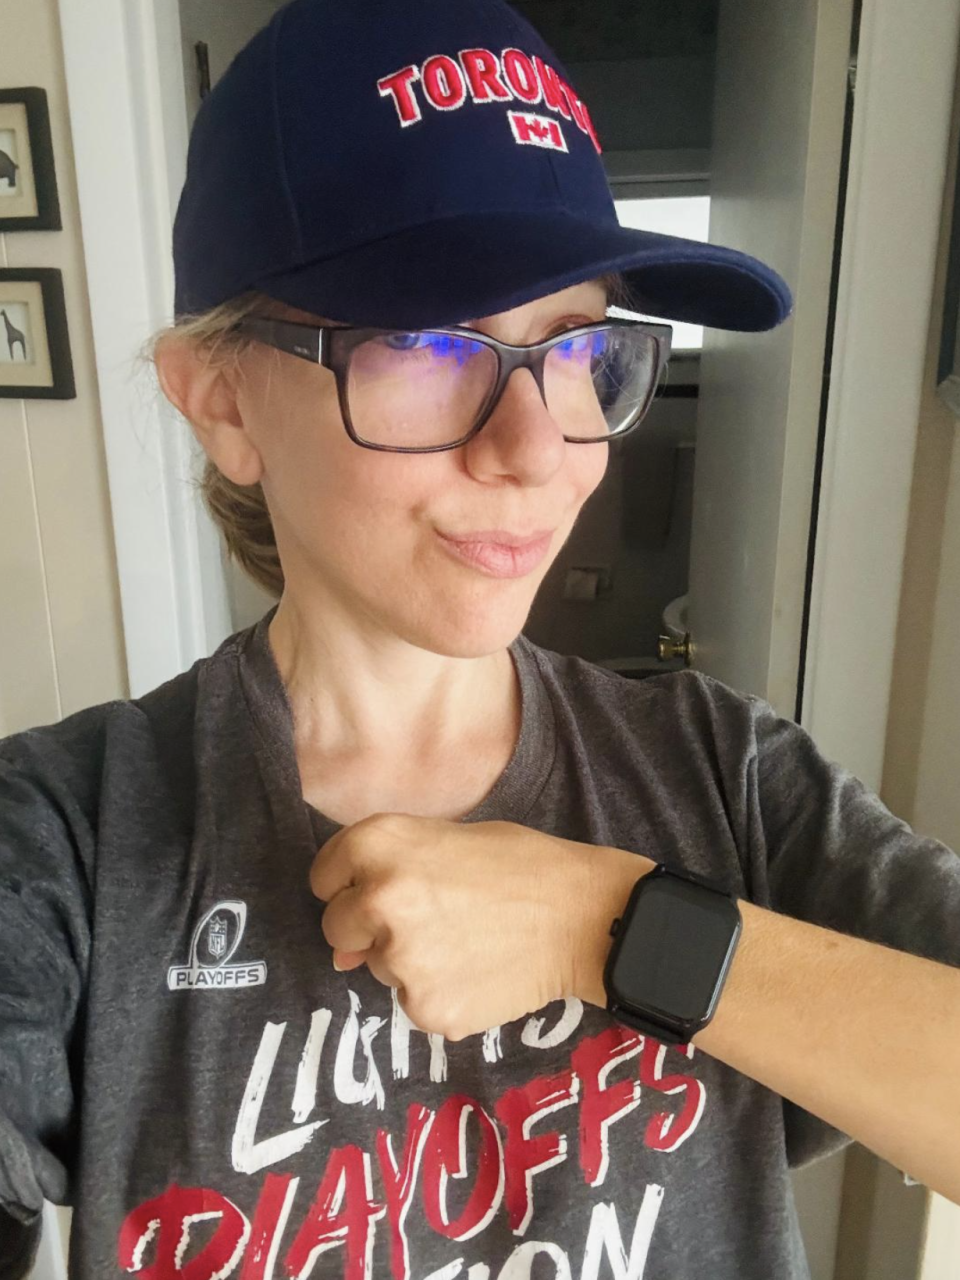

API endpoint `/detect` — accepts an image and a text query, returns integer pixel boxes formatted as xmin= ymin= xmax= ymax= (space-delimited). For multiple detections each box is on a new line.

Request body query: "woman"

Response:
xmin=2 ymin=1 xmax=959 ymax=1278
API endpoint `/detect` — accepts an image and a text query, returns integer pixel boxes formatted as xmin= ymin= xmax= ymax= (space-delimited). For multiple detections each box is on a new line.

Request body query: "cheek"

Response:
xmin=254 ymin=375 xmax=368 ymax=511
xmin=574 ymin=442 xmax=611 ymax=502
xmin=277 ymin=420 xmax=439 ymax=567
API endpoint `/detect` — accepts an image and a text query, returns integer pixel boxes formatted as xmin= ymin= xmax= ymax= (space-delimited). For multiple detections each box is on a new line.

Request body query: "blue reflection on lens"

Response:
xmin=384 ymin=331 xmax=482 ymax=367
xmin=554 ymin=330 xmax=609 ymax=361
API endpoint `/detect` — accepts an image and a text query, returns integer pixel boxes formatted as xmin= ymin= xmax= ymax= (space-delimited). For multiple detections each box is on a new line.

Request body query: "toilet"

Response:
xmin=661 ymin=592 xmax=689 ymax=643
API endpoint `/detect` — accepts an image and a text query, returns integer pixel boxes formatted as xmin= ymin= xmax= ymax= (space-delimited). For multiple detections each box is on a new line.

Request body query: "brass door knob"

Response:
xmin=658 ymin=632 xmax=692 ymax=666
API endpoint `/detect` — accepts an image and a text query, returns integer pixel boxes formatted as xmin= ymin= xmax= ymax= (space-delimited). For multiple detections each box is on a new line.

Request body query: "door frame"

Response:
xmin=56 ymin=0 xmax=960 ymax=1274
xmin=801 ymin=0 xmax=960 ymax=788
xmin=57 ymin=0 xmax=232 ymax=701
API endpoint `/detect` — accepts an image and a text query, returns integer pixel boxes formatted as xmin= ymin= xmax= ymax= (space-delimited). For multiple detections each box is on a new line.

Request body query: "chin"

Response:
xmin=403 ymin=593 xmax=534 ymax=660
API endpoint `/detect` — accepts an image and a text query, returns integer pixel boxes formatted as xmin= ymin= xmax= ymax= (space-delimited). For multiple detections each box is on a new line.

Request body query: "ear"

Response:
xmin=154 ymin=333 xmax=265 ymax=487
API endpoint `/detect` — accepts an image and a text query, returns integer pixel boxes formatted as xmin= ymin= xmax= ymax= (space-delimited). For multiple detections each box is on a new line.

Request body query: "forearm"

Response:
xmin=576 ymin=849 xmax=960 ymax=1206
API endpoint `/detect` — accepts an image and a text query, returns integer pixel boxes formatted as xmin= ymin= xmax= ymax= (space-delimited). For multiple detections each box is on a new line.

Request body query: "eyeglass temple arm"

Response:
xmin=238 ymin=317 xmax=323 ymax=364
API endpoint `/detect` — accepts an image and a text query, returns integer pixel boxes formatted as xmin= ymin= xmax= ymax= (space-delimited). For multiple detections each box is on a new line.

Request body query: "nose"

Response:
xmin=461 ymin=364 xmax=568 ymax=482
xmin=489 ymin=363 xmax=562 ymax=432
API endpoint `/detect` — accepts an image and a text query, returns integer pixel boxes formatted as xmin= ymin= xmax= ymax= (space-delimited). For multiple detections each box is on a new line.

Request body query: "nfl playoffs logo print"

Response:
xmin=167 ymin=899 xmax=268 ymax=991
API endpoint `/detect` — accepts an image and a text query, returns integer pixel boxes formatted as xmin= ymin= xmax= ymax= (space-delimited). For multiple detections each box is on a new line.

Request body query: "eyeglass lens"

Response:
xmin=345 ymin=326 xmax=661 ymax=449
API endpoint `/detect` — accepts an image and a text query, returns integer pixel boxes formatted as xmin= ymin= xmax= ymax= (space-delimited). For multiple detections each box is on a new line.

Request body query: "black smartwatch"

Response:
xmin=603 ymin=862 xmax=743 ymax=1046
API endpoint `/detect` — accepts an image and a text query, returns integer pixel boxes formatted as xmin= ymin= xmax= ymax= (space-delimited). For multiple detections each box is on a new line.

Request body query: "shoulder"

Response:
xmin=0 ymin=616 xmax=261 ymax=847
xmin=0 ymin=618 xmax=253 ymax=787
xmin=0 ymin=651 xmax=217 ymax=832
xmin=516 ymin=633 xmax=766 ymax=733
xmin=0 ymin=699 xmax=127 ymax=818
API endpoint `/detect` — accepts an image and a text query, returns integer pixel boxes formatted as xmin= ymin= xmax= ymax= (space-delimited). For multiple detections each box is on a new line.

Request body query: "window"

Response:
xmin=613 ymin=196 xmax=711 ymax=352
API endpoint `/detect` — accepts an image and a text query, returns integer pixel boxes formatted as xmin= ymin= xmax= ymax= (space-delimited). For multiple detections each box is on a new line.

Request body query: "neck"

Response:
xmin=267 ymin=597 xmax=519 ymax=762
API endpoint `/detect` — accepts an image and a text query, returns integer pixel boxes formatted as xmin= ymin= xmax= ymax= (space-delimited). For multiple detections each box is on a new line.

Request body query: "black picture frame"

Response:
xmin=0 ymin=87 xmax=62 ymax=232
xmin=0 ymin=268 xmax=76 ymax=400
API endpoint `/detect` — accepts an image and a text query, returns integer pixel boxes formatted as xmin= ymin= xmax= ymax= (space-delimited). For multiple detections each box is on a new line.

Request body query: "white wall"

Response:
xmin=834 ymin=33 xmax=960 ymax=1278
xmin=1 ymin=2 xmax=126 ymax=1275
xmin=913 ymin=419 xmax=960 ymax=828
xmin=0 ymin=0 xmax=127 ymax=738
xmin=882 ymin=0 xmax=960 ymax=902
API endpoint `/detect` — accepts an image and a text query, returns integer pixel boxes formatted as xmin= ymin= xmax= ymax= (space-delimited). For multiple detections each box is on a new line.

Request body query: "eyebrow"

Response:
xmin=458 ymin=303 xmax=609 ymax=329
xmin=317 ymin=303 xmax=609 ymax=332
xmin=459 ymin=294 xmax=610 ymax=329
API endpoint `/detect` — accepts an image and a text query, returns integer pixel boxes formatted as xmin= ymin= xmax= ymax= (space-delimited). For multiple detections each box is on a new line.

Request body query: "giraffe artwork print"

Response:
xmin=0 ymin=308 xmax=28 ymax=362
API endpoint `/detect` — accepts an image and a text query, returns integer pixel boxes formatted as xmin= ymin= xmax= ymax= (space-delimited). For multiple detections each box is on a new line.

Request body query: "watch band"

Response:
xmin=603 ymin=862 xmax=742 ymax=1046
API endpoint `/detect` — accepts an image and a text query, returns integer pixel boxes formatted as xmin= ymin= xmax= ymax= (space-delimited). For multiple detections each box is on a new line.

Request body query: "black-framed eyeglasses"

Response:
xmin=232 ymin=315 xmax=673 ymax=453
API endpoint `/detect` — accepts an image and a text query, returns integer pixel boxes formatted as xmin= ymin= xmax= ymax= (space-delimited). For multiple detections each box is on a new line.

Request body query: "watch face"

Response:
xmin=608 ymin=875 xmax=740 ymax=1022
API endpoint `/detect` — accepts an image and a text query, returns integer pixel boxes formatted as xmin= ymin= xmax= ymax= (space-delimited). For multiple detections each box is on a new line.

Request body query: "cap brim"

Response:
xmin=252 ymin=211 xmax=794 ymax=333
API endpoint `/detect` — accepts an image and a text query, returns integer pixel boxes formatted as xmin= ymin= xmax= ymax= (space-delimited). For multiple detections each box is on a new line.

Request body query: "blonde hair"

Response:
xmin=144 ymin=271 xmax=638 ymax=600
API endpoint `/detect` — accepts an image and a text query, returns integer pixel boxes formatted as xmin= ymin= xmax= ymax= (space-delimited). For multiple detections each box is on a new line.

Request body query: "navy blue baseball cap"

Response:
xmin=172 ymin=0 xmax=794 ymax=333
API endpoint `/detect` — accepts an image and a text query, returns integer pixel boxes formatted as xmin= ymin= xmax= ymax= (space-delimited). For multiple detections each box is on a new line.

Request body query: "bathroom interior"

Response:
xmin=178 ymin=0 xmax=709 ymax=675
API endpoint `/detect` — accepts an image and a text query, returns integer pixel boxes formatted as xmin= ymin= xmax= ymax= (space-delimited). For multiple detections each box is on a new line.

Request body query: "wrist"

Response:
xmin=569 ymin=847 xmax=658 ymax=1008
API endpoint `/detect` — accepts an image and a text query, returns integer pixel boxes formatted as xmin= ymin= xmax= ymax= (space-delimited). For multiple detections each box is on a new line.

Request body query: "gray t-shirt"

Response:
xmin=2 ymin=603 xmax=959 ymax=1280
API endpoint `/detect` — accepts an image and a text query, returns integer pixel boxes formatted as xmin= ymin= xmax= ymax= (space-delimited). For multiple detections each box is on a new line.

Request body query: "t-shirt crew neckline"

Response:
xmin=235 ymin=603 xmax=559 ymax=845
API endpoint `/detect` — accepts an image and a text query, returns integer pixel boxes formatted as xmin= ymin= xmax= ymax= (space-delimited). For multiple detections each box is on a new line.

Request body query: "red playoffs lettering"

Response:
xmin=118 ymin=1025 xmax=701 ymax=1279
xmin=118 ymin=1186 xmax=249 ymax=1279
xmin=118 ymin=1176 xmax=667 ymax=1280
xmin=376 ymin=47 xmax=602 ymax=154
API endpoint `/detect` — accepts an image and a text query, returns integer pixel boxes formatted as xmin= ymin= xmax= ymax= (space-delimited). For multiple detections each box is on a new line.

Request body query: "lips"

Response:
xmin=439 ymin=529 xmax=555 ymax=548
xmin=437 ymin=530 xmax=554 ymax=578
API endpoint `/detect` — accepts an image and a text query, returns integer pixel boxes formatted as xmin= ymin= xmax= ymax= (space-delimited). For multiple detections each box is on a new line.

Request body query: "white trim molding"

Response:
xmin=802 ymin=1 xmax=960 ymax=1270
xmin=57 ymin=0 xmax=231 ymax=697
xmin=802 ymin=0 xmax=960 ymax=788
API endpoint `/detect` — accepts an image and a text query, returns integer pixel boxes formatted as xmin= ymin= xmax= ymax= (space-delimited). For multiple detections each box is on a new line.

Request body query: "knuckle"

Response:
xmin=366 ymin=952 xmax=400 ymax=990
xmin=365 ymin=873 xmax=419 ymax=925
xmin=400 ymin=990 xmax=440 ymax=1035
xmin=361 ymin=812 xmax=409 ymax=840
xmin=319 ymin=899 xmax=346 ymax=947
xmin=399 ymin=983 xmax=463 ymax=1041
xmin=363 ymin=878 xmax=399 ymax=921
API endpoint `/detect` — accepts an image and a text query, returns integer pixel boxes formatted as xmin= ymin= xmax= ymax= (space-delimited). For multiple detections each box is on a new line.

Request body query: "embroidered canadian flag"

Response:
xmin=508 ymin=110 xmax=569 ymax=153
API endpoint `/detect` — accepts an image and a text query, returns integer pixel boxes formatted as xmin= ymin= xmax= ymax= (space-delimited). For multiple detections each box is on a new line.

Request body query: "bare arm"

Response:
xmin=576 ymin=848 xmax=960 ymax=1206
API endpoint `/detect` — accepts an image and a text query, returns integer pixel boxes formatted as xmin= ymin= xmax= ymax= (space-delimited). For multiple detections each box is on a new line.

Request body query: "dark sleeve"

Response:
xmin=736 ymin=683 xmax=960 ymax=1169
xmin=0 ymin=745 xmax=93 ymax=1276
xmin=0 ymin=1212 xmax=40 ymax=1280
